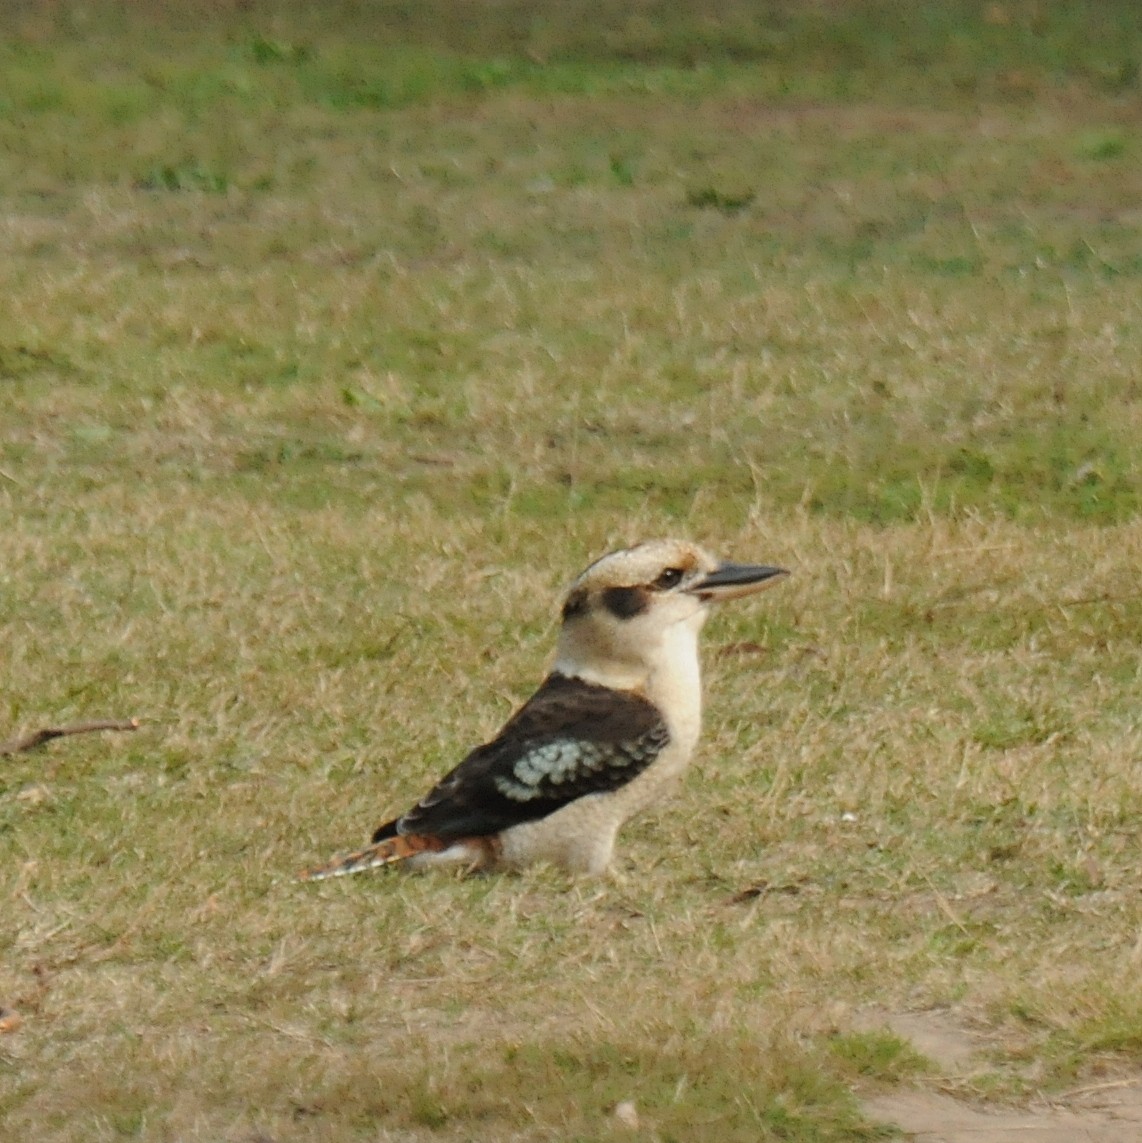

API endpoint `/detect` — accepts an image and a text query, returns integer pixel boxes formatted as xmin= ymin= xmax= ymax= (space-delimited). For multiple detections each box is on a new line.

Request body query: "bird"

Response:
xmin=301 ymin=539 xmax=788 ymax=880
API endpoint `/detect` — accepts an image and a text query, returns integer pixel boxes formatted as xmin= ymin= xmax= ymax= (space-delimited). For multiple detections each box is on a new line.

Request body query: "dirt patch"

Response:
xmin=862 ymin=1009 xmax=983 ymax=1073
xmin=858 ymin=1009 xmax=1142 ymax=1143
xmin=866 ymin=1086 xmax=1142 ymax=1143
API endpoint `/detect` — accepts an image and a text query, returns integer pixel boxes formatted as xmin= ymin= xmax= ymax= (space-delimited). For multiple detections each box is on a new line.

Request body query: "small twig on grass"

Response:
xmin=1057 ymin=1076 xmax=1142 ymax=1101
xmin=922 ymin=873 xmax=971 ymax=935
xmin=0 ymin=718 xmax=140 ymax=757
xmin=243 ymin=1014 xmax=335 ymax=1050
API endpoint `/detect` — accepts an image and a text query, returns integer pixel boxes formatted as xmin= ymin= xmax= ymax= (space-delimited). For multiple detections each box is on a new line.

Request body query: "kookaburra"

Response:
xmin=303 ymin=539 xmax=787 ymax=879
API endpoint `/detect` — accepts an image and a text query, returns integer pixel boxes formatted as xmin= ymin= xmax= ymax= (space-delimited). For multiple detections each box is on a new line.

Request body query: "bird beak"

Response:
xmin=688 ymin=561 xmax=789 ymax=602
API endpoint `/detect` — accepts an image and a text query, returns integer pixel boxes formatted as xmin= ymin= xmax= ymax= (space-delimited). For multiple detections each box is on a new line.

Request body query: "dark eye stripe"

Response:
xmin=602 ymin=586 xmax=649 ymax=619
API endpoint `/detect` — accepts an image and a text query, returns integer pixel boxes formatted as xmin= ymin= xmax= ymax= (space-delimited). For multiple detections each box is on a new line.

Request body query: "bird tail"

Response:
xmin=299 ymin=834 xmax=446 ymax=881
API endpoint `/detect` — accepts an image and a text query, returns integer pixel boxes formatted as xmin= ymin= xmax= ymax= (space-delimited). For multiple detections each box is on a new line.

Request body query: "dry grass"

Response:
xmin=2 ymin=3 xmax=1142 ymax=1139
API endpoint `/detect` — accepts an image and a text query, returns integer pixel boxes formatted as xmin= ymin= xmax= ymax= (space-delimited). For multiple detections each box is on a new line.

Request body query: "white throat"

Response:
xmin=644 ymin=618 xmax=703 ymax=752
xmin=552 ymin=611 xmax=706 ymax=752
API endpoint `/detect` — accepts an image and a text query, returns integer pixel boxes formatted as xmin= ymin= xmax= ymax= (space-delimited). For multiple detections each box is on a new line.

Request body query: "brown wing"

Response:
xmin=372 ymin=673 xmax=669 ymax=843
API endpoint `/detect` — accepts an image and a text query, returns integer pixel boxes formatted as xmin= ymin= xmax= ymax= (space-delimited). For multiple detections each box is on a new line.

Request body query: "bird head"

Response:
xmin=553 ymin=539 xmax=787 ymax=688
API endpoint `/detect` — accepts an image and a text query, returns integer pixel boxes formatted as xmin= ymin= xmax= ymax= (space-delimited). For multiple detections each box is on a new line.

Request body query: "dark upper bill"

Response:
xmin=688 ymin=561 xmax=789 ymax=601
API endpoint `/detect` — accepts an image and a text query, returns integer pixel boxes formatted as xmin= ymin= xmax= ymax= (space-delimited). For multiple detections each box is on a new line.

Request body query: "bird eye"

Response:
xmin=653 ymin=567 xmax=684 ymax=590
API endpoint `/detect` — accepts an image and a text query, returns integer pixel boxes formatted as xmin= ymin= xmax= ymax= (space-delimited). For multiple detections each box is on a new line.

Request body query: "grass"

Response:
xmin=2 ymin=1 xmax=1141 ymax=1139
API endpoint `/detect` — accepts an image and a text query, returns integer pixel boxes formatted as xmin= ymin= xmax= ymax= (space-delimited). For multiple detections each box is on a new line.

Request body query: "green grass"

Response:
xmin=2 ymin=2 xmax=1142 ymax=1139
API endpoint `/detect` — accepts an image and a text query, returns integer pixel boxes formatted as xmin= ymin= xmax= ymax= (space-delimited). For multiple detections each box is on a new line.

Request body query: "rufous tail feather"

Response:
xmin=300 ymin=834 xmax=446 ymax=880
